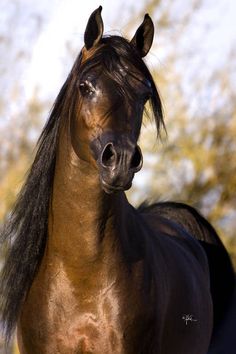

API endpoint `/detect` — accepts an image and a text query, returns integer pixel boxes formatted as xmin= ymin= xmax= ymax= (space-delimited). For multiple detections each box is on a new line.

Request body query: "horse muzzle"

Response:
xmin=91 ymin=137 xmax=143 ymax=194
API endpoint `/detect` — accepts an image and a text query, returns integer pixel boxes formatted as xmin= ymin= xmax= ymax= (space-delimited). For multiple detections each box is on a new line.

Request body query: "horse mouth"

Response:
xmin=101 ymin=179 xmax=132 ymax=194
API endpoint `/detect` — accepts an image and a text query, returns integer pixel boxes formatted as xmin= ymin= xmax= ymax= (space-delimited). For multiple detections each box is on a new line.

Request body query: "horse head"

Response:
xmin=70 ymin=6 xmax=163 ymax=193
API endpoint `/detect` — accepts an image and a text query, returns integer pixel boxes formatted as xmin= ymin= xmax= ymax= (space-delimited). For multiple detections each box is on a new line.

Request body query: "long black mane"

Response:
xmin=0 ymin=35 xmax=163 ymax=341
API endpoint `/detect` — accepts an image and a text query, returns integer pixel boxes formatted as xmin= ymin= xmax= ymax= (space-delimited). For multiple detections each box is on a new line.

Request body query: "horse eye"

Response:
xmin=79 ymin=81 xmax=94 ymax=97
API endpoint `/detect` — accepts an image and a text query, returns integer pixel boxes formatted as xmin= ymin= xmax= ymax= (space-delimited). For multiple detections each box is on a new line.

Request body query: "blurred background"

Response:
xmin=0 ymin=0 xmax=235 ymax=351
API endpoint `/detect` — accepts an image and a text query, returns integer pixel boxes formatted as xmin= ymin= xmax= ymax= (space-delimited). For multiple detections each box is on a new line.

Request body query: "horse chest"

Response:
xmin=18 ymin=262 xmax=145 ymax=354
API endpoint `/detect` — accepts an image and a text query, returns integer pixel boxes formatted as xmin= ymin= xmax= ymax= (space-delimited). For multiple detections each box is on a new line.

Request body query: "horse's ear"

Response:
xmin=84 ymin=6 xmax=104 ymax=50
xmin=130 ymin=14 xmax=154 ymax=57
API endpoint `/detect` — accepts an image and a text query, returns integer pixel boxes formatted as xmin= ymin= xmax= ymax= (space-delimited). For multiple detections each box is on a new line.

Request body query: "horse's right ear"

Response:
xmin=84 ymin=6 xmax=104 ymax=50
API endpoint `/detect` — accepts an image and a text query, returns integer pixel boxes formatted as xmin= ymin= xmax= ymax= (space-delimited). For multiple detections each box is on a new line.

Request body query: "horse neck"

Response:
xmin=47 ymin=125 xmax=130 ymax=267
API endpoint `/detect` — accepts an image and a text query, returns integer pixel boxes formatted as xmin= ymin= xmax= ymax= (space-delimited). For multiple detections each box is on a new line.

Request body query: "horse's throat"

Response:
xmin=47 ymin=136 xmax=126 ymax=267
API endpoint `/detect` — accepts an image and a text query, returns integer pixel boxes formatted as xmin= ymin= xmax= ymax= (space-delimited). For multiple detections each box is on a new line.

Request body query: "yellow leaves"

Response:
xmin=0 ymin=153 xmax=30 ymax=222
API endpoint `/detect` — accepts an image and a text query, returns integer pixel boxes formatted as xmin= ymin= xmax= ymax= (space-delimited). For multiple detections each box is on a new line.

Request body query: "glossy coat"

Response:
xmin=1 ymin=6 xmax=234 ymax=354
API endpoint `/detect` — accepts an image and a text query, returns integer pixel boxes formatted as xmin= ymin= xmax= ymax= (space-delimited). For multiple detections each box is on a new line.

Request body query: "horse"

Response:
xmin=0 ymin=6 xmax=235 ymax=354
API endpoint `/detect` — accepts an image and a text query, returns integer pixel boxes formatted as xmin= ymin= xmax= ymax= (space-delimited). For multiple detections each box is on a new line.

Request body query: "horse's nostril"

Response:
xmin=101 ymin=142 xmax=142 ymax=172
xmin=101 ymin=143 xmax=116 ymax=167
xmin=131 ymin=146 xmax=143 ymax=170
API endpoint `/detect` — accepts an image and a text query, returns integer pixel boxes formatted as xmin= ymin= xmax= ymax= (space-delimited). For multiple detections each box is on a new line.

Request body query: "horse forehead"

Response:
xmin=81 ymin=56 xmax=147 ymax=84
xmin=98 ymin=70 xmax=149 ymax=100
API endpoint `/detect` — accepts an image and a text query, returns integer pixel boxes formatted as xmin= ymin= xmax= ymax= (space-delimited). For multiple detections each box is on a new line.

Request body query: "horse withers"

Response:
xmin=0 ymin=6 xmax=234 ymax=354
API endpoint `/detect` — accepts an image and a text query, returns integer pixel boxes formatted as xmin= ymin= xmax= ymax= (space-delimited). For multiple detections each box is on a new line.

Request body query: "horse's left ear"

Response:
xmin=84 ymin=6 xmax=104 ymax=50
xmin=130 ymin=14 xmax=154 ymax=57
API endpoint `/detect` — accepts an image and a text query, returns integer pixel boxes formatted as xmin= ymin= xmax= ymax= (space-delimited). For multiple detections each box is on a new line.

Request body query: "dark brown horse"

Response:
xmin=0 ymin=7 xmax=234 ymax=354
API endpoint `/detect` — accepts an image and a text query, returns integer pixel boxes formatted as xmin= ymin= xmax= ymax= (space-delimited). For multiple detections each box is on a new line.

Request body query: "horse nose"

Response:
xmin=101 ymin=142 xmax=143 ymax=172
